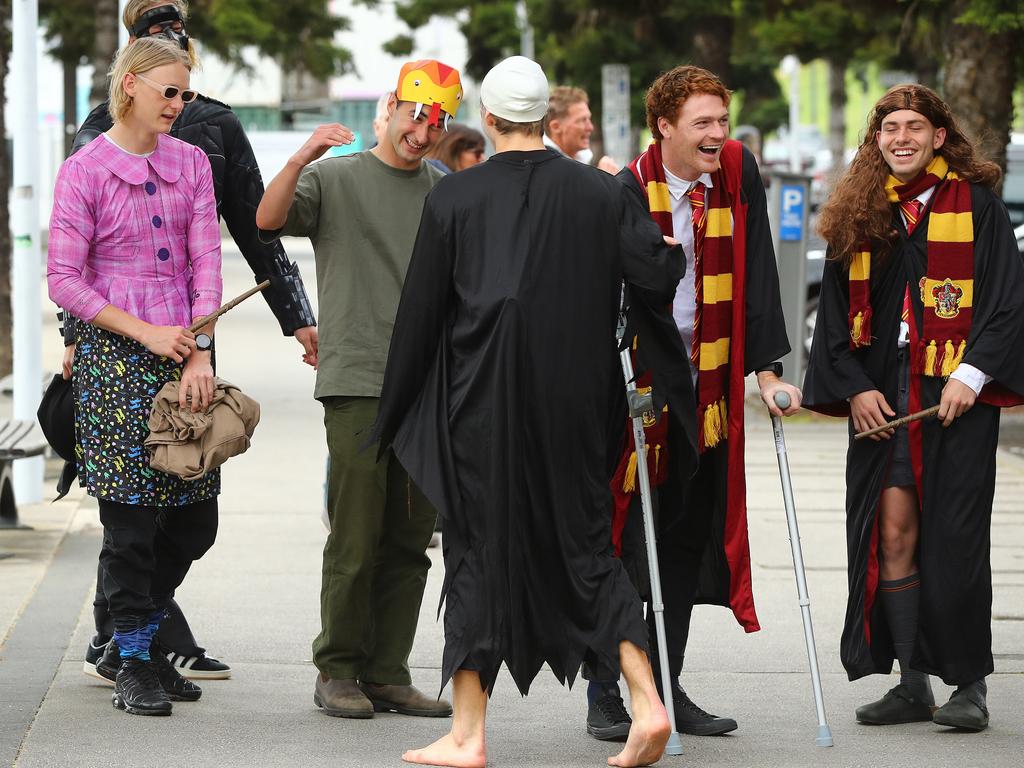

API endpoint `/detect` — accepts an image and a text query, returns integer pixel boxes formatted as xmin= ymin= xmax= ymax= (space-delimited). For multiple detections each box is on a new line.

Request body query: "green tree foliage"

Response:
xmin=187 ymin=0 xmax=352 ymax=79
xmin=367 ymin=0 xmax=789 ymax=142
xmin=40 ymin=0 xmax=95 ymax=63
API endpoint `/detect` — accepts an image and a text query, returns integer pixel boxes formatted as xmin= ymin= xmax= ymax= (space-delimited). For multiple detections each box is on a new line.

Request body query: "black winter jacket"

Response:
xmin=63 ymin=96 xmax=316 ymax=341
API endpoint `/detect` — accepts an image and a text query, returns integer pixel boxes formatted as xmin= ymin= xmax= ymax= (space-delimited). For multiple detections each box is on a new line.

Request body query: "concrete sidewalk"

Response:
xmin=2 ymin=239 xmax=1022 ymax=767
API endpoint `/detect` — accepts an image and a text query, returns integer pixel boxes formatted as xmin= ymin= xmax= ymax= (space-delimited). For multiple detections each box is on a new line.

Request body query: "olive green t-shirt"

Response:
xmin=265 ymin=151 xmax=443 ymax=400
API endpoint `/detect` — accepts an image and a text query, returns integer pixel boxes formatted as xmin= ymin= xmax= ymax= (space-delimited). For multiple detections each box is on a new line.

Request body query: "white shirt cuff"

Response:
xmin=949 ymin=363 xmax=993 ymax=396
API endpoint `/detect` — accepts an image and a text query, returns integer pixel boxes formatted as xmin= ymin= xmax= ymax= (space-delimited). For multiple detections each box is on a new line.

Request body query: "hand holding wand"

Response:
xmin=853 ymin=405 xmax=940 ymax=441
xmin=188 ymin=280 xmax=271 ymax=334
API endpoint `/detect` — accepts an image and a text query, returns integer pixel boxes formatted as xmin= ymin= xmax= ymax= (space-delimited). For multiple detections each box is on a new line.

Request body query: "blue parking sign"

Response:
xmin=780 ymin=184 xmax=804 ymax=241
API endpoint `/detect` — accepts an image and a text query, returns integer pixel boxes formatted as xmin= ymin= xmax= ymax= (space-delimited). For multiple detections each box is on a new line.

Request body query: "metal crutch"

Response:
xmin=616 ymin=310 xmax=684 ymax=756
xmin=770 ymin=390 xmax=834 ymax=747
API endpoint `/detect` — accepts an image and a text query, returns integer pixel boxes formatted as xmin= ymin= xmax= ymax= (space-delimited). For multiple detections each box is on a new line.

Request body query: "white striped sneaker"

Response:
xmin=165 ymin=651 xmax=232 ymax=680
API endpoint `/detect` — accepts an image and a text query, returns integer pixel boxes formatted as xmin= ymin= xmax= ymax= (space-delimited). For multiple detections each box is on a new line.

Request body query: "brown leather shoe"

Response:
xmin=358 ymin=682 xmax=453 ymax=717
xmin=314 ymin=673 xmax=373 ymax=719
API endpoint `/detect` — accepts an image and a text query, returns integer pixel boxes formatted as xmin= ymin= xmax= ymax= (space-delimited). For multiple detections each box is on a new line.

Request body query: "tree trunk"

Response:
xmin=828 ymin=56 xmax=847 ymax=193
xmin=63 ymin=60 xmax=77 ymax=157
xmin=691 ymin=15 xmax=733 ymax=85
xmin=943 ymin=0 xmax=1015 ymax=193
xmin=0 ymin=0 xmax=12 ymax=377
xmin=91 ymin=0 xmax=118 ymax=107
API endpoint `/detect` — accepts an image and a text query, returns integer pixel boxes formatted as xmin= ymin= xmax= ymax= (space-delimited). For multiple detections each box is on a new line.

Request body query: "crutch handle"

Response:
xmin=774 ymin=391 xmax=792 ymax=410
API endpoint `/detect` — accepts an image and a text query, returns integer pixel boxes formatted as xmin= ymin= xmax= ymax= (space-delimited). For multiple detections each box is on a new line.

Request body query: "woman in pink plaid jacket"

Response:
xmin=46 ymin=36 xmax=222 ymax=718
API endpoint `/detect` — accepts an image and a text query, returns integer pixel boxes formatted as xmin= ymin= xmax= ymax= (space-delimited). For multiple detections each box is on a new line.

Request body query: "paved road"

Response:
xmin=2 ymin=240 xmax=1021 ymax=767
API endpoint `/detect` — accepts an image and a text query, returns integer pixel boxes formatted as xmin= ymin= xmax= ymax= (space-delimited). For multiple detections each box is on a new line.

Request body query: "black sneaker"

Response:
xmin=94 ymin=640 xmax=122 ymax=684
xmin=150 ymin=644 xmax=203 ymax=702
xmin=83 ymin=636 xmax=113 ymax=684
xmin=587 ymin=692 xmax=632 ymax=741
xmin=667 ymin=684 xmax=737 ymax=736
xmin=165 ymin=650 xmax=232 ymax=680
xmin=112 ymin=659 xmax=172 ymax=716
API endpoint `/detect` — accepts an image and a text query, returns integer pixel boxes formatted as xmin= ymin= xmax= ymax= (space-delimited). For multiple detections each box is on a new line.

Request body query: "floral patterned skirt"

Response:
xmin=73 ymin=322 xmax=219 ymax=506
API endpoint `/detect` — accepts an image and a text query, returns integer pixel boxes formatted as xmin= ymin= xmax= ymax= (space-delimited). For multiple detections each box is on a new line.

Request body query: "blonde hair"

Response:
xmin=123 ymin=0 xmax=199 ymax=69
xmin=108 ymin=37 xmax=192 ymax=123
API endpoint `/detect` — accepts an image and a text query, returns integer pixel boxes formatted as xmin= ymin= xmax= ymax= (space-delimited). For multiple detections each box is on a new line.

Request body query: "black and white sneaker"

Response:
xmin=165 ymin=650 xmax=231 ymax=680
xmin=83 ymin=636 xmax=113 ymax=684
xmin=587 ymin=692 xmax=632 ymax=741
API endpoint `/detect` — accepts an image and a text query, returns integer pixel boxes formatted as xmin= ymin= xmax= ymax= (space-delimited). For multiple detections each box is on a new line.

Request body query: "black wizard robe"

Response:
xmin=372 ymin=149 xmax=686 ymax=695
xmin=803 ymin=183 xmax=1024 ymax=686
xmin=613 ymin=144 xmax=790 ymax=632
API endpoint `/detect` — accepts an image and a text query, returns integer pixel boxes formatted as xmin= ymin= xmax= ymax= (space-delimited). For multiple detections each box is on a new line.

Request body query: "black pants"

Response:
xmin=97 ymin=498 xmax=218 ymax=636
xmin=592 ymin=421 xmax=721 ymax=684
xmin=642 ymin=441 xmax=720 ymax=680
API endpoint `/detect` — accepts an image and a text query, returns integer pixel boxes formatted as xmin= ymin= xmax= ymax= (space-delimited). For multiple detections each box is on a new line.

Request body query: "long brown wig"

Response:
xmin=818 ymin=84 xmax=1001 ymax=266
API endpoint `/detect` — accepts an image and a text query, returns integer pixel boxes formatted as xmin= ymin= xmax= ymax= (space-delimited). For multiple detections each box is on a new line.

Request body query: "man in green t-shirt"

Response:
xmin=257 ymin=59 xmax=463 ymax=719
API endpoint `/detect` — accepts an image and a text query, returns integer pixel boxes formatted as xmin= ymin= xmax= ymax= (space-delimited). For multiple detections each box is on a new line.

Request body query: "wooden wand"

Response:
xmin=853 ymin=405 xmax=941 ymax=440
xmin=188 ymin=279 xmax=271 ymax=334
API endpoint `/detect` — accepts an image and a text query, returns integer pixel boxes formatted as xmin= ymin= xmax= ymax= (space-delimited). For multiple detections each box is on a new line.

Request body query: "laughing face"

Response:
xmin=382 ymin=98 xmax=443 ymax=169
xmin=658 ymin=93 xmax=730 ymax=181
xmin=876 ymin=109 xmax=946 ymax=182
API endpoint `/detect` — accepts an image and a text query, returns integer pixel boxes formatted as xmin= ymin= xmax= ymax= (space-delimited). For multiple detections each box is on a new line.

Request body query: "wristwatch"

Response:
xmin=756 ymin=361 xmax=783 ymax=378
xmin=195 ymin=333 xmax=213 ymax=351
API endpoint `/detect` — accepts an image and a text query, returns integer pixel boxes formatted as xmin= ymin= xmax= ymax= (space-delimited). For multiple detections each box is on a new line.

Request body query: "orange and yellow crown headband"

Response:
xmin=396 ymin=59 xmax=463 ymax=129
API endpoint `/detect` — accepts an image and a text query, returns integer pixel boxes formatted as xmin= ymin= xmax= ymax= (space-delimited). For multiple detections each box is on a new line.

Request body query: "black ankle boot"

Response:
xmin=112 ymin=658 xmax=173 ymax=716
xmin=150 ymin=643 xmax=203 ymax=702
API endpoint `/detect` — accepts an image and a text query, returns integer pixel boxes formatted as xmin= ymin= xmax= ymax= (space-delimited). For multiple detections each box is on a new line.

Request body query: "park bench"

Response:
xmin=0 ymin=418 xmax=49 ymax=530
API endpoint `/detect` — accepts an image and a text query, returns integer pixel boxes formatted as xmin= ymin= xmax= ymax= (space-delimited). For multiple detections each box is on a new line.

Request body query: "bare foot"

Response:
xmin=608 ymin=692 xmax=670 ymax=767
xmin=402 ymin=732 xmax=486 ymax=768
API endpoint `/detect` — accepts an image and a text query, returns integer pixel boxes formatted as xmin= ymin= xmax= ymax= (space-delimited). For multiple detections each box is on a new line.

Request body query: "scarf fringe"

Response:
xmin=921 ymin=338 xmax=967 ymax=377
xmin=701 ymin=396 xmax=728 ymax=449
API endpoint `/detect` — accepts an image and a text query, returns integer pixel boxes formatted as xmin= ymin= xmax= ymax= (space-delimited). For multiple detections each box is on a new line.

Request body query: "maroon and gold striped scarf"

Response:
xmin=848 ymin=155 xmax=974 ymax=377
xmin=629 ymin=141 xmax=734 ymax=450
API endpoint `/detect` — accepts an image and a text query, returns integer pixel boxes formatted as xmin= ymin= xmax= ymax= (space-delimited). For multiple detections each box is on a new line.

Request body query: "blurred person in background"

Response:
xmin=425 ymin=123 xmax=486 ymax=174
xmin=545 ymin=85 xmax=619 ymax=174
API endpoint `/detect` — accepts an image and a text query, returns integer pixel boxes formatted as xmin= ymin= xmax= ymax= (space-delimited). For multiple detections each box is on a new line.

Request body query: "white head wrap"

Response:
xmin=480 ymin=56 xmax=549 ymax=123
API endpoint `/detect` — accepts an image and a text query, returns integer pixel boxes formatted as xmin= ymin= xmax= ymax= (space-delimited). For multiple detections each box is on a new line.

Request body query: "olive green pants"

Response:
xmin=312 ymin=396 xmax=436 ymax=684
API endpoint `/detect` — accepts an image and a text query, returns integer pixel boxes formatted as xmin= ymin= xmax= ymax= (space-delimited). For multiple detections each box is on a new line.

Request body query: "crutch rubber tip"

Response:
xmin=664 ymin=732 xmax=684 ymax=755
xmin=774 ymin=391 xmax=791 ymax=410
xmin=816 ymin=724 xmax=834 ymax=747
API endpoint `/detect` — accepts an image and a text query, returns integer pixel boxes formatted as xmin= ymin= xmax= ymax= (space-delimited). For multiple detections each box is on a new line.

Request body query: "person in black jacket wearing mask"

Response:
xmin=63 ymin=0 xmax=318 ymax=684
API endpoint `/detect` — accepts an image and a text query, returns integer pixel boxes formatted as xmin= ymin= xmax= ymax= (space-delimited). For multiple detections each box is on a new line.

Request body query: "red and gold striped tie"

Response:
xmin=900 ymin=198 xmax=924 ymax=236
xmin=688 ymin=182 xmax=707 ymax=364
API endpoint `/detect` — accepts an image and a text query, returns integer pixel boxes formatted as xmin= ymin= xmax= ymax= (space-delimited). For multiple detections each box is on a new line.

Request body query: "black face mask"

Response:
xmin=129 ymin=5 xmax=190 ymax=51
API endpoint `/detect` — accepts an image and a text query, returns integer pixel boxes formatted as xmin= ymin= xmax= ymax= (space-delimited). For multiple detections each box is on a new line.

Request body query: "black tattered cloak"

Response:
xmin=371 ymin=149 xmax=685 ymax=695
xmin=803 ymin=183 xmax=1024 ymax=686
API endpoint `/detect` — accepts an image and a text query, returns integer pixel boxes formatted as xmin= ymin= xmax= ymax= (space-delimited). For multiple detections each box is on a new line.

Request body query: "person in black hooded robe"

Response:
xmin=371 ymin=56 xmax=685 ymax=768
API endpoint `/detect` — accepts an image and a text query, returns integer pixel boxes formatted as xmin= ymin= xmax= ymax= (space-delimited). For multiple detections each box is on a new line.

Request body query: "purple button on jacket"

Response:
xmin=47 ymin=133 xmax=223 ymax=329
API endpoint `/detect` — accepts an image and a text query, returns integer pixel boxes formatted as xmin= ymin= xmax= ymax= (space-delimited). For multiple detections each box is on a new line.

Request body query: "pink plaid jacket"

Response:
xmin=47 ymin=133 xmax=222 ymax=328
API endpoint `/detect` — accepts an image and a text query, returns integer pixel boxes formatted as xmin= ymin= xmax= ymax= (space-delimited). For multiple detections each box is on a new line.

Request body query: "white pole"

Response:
xmin=781 ymin=55 xmax=801 ymax=173
xmin=119 ymin=0 xmax=129 ymax=48
xmin=12 ymin=0 xmax=44 ymax=503
xmin=517 ymin=1 xmax=534 ymax=60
